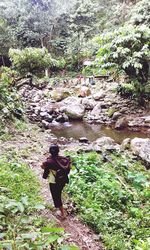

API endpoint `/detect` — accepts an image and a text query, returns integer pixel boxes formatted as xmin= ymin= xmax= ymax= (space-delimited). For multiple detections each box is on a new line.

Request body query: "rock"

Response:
xmin=93 ymin=91 xmax=105 ymax=101
xmin=40 ymin=111 xmax=49 ymax=118
xmin=144 ymin=116 xmax=150 ymax=123
xmin=51 ymin=89 xmax=70 ymax=101
xmin=120 ymin=107 xmax=129 ymax=114
xmin=2 ymin=107 xmax=10 ymax=115
xmin=112 ymin=111 xmax=122 ymax=120
xmin=40 ymin=112 xmax=53 ymax=123
xmin=79 ymin=137 xmax=89 ymax=143
xmin=107 ymin=107 xmax=117 ymax=118
xmin=121 ymin=138 xmax=131 ymax=150
xmin=16 ymin=78 xmax=31 ymax=88
xmin=77 ymin=145 xmax=94 ymax=153
xmin=42 ymin=120 xmax=51 ymax=129
xmin=91 ymin=103 xmax=102 ymax=117
xmin=45 ymin=115 xmax=53 ymax=123
xmin=99 ymin=102 xmax=110 ymax=109
xmin=65 ymin=104 xmax=85 ymax=119
xmin=78 ymin=86 xmax=91 ymax=97
xmin=34 ymin=106 xmax=41 ymax=115
xmin=55 ymin=114 xmax=69 ymax=123
xmin=62 ymin=96 xmax=81 ymax=106
xmin=82 ymin=98 xmax=95 ymax=110
xmin=92 ymin=136 xmax=119 ymax=151
xmin=115 ymin=117 xmax=128 ymax=130
xmin=32 ymin=90 xmax=43 ymax=102
xmin=130 ymin=138 xmax=150 ymax=165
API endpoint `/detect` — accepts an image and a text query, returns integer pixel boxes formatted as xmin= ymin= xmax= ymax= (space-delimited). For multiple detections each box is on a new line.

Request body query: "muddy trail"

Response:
xmin=0 ymin=124 xmax=103 ymax=250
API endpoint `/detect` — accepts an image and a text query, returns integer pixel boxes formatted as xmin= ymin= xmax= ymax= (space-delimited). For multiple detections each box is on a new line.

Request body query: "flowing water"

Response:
xmin=50 ymin=121 xmax=149 ymax=144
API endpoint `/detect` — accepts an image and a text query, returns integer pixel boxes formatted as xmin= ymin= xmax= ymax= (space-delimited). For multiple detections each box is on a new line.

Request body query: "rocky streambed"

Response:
xmin=18 ymin=76 xmax=150 ymax=135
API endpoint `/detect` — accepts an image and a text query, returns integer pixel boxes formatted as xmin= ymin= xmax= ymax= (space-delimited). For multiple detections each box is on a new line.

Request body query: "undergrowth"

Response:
xmin=67 ymin=152 xmax=150 ymax=250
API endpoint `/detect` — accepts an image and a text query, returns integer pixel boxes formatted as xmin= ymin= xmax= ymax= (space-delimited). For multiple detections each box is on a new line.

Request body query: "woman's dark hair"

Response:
xmin=49 ymin=144 xmax=59 ymax=157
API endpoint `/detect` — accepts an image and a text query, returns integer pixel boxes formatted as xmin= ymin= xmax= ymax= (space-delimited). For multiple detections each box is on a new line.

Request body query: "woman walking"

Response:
xmin=41 ymin=144 xmax=71 ymax=219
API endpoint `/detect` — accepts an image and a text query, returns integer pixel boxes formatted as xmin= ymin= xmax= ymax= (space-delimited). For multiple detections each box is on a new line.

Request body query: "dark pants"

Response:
xmin=49 ymin=183 xmax=65 ymax=208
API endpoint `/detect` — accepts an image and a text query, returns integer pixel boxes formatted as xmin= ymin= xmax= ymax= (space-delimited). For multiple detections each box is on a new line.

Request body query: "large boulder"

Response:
xmin=130 ymin=138 xmax=150 ymax=165
xmin=65 ymin=104 xmax=85 ymax=119
xmin=92 ymin=136 xmax=119 ymax=151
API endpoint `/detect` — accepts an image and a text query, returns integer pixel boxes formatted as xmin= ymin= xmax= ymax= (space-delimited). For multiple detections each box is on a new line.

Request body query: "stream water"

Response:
xmin=50 ymin=121 xmax=149 ymax=144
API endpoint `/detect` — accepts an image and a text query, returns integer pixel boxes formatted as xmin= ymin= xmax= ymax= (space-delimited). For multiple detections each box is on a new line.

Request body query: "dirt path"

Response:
xmin=0 ymin=124 xmax=104 ymax=250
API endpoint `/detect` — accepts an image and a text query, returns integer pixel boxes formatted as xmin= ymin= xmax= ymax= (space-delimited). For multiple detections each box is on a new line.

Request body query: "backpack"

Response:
xmin=54 ymin=156 xmax=71 ymax=184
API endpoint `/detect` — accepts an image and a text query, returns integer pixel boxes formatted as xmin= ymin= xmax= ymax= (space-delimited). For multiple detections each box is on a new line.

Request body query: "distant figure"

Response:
xmin=41 ymin=144 xmax=71 ymax=219
xmin=0 ymin=55 xmax=11 ymax=67
xmin=89 ymin=76 xmax=95 ymax=85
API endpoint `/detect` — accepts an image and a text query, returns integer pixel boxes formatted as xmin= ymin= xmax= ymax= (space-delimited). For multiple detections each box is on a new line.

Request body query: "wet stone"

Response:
xmin=79 ymin=137 xmax=89 ymax=143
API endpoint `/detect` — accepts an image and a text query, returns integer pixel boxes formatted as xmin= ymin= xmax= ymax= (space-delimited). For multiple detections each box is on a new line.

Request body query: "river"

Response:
xmin=50 ymin=121 xmax=149 ymax=144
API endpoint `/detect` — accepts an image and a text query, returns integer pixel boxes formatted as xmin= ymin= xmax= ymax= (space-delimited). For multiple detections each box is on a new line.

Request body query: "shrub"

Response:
xmin=117 ymin=83 xmax=135 ymax=97
xmin=9 ymin=47 xmax=55 ymax=75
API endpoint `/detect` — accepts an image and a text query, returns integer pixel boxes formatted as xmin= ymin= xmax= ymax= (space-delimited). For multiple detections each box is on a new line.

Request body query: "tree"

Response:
xmin=0 ymin=0 xmax=56 ymax=49
xmin=95 ymin=24 xmax=150 ymax=104
xmin=0 ymin=19 xmax=16 ymax=55
xmin=129 ymin=0 xmax=150 ymax=27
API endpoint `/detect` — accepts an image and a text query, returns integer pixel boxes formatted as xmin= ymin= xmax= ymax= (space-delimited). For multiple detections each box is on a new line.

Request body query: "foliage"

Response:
xmin=0 ymin=0 xmax=56 ymax=48
xmin=67 ymin=152 xmax=150 ymax=250
xmin=9 ymin=48 xmax=56 ymax=75
xmin=0 ymin=157 xmax=41 ymax=203
xmin=0 ymin=0 xmax=78 ymax=51
xmin=95 ymin=24 xmax=150 ymax=104
xmin=0 ymin=67 xmax=23 ymax=133
xmin=129 ymin=0 xmax=150 ymax=27
xmin=117 ymin=83 xmax=136 ymax=97
xmin=0 ymin=156 xmax=79 ymax=250
xmin=95 ymin=24 xmax=150 ymax=82
xmin=0 ymin=19 xmax=15 ymax=55
xmin=117 ymin=80 xmax=150 ymax=104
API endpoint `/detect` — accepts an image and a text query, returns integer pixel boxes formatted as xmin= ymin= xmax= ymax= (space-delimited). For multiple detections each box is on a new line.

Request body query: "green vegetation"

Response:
xmin=95 ymin=25 xmax=150 ymax=83
xmin=67 ymin=152 xmax=150 ymax=250
xmin=1 ymin=1 xmax=149 ymax=103
xmin=9 ymin=48 xmax=67 ymax=76
xmin=0 ymin=155 xmax=79 ymax=250
xmin=9 ymin=48 xmax=55 ymax=75
xmin=0 ymin=67 xmax=23 ymax=134
xmin=0 ymin=1 xmax=150 ymax=248
xmin=95 ymin=24 xmax=150 ymax=104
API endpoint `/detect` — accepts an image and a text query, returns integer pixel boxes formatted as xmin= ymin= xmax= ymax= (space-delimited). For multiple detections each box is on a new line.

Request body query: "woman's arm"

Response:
xmin=42 ymin=165 xmax=50 ymax=179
